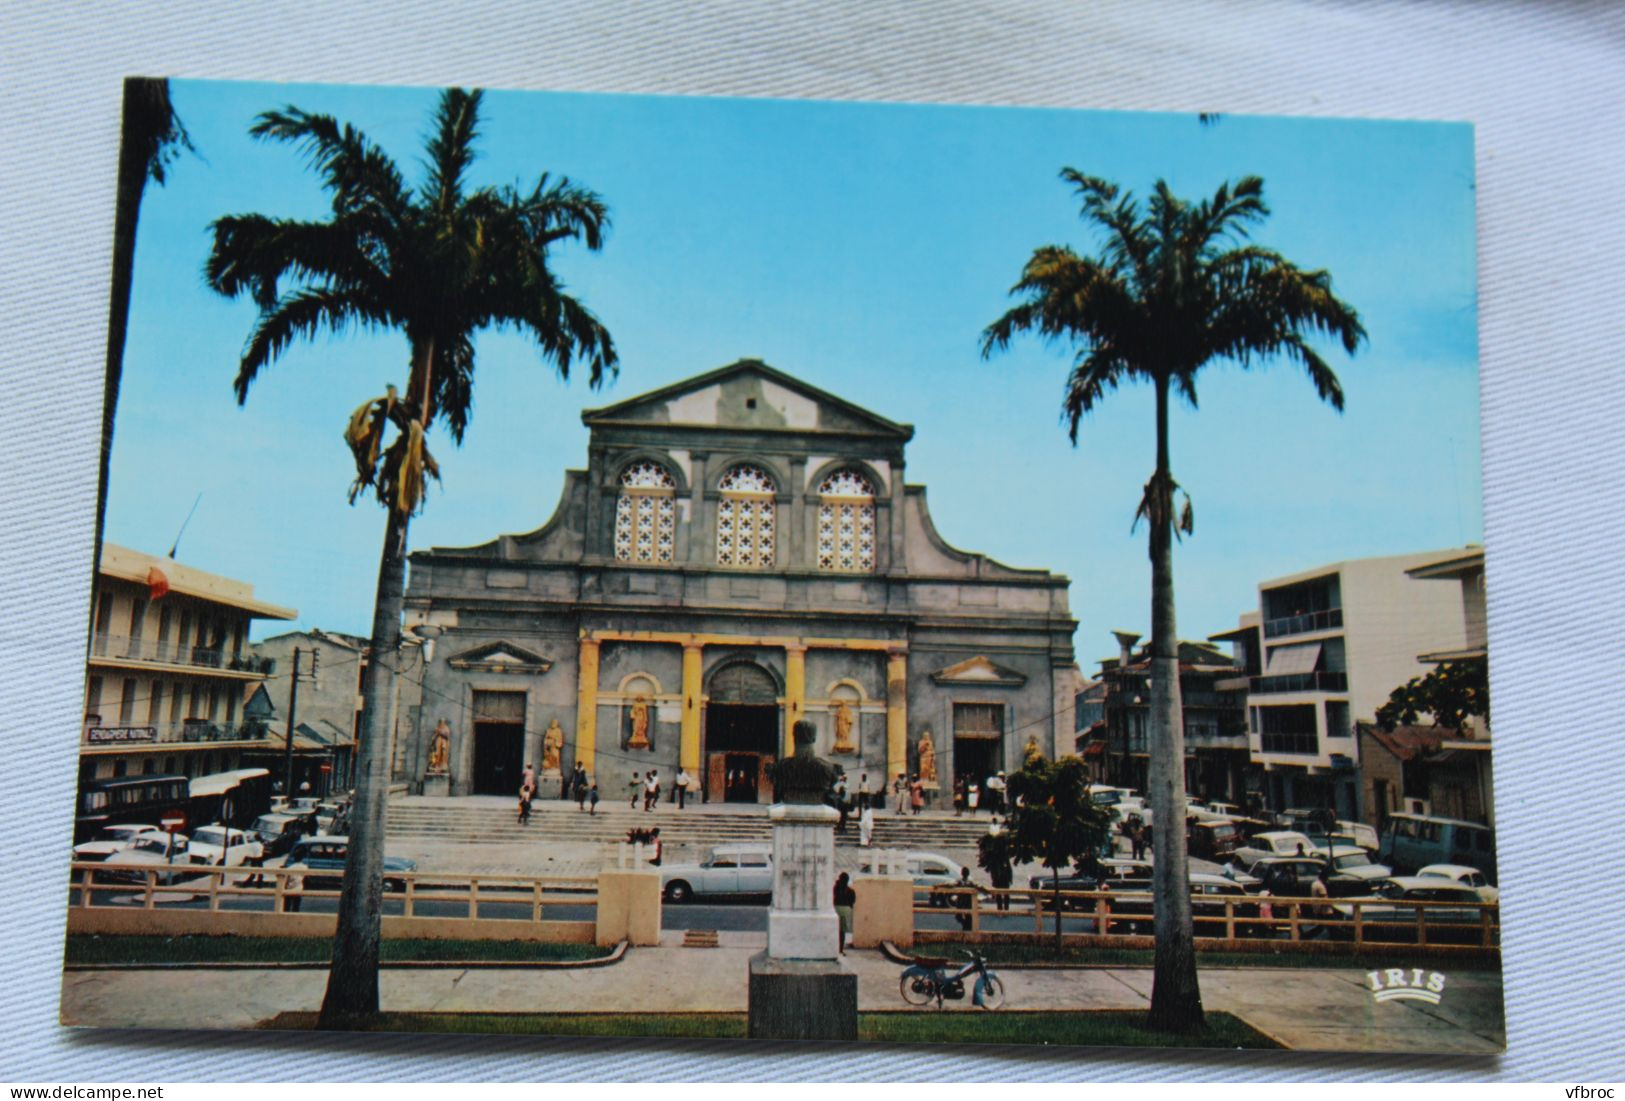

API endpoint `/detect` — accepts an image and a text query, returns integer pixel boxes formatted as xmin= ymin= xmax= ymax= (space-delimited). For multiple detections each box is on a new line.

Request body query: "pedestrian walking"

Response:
xmin=517 ymin=788 xmax=532 ymax=825
xmin=859 ymin=800 xmax=875 ymax=847
xmin=588 ymin=782 xmax=600 ymax=815
xmin=521 ymin=763 xmax=537 ymax=800
xmin=989 ymin=850 xmax=1013 ymax=911
xmin=1130 ymin=818 xmax=1146 ymax=861
xmin=650 ymin=827 xmax=663 ymax=867
xmin=953 ymin=866 xmax=977 ymax=931
xmin=858 ymin=773 xmax=871 ymax=805
xmin=644 ymin=769 xmax=661 ymax=811
xmin=574 ymin=764 xmax=589 ymax=811
xmin=834 ymin=872 xmax=856 ymax=954
xmin=910 ymin=777 xmax=925 ymax=815
xmin=629 ymin=772 xmax=642 ymax=808
xmin=953 ymin=776 xmax=966 ymax=817
xmin=675 ymin=768 xmax=692 ymax=810
xmin=835 ymin=780 xmax=849 ymax=832
xmin=894 ymin=772 xmax=909 ymax=814
xmin=967 ymin=782 xmax=980 ymax=814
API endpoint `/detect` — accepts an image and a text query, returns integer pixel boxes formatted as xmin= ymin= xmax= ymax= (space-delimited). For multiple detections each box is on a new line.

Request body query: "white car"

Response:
xmin=859 ymin=850 xmax=971 ymax=905
xmin=98 ymin=834 xmax=193 ymax=886
xmin=1309 ymin=844 xmax=1392 ymax=882
xmin=185 ymin=824 xmax=263 ymax=867
xmin=73 ymin=824 xmax=166 ymax=862
xmin=660 ymin=843 xmax=773 ymax=903
xmin=1334 ymin=820 xmax=1380 ymax=853
xmin=1417 ymin=863 xmax=1499 ymax=903
xmin=1233 ymin=830 xmax=1315 ymax=870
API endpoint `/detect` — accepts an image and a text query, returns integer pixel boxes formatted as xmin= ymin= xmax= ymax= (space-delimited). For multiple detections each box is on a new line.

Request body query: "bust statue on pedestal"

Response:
xmin=749 ymin=719 xmax=856 ymax=1040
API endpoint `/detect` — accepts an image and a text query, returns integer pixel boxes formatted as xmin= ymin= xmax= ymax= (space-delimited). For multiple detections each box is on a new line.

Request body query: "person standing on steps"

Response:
xmin=894 ymin=772 xmax=909 ymax=815
xmin=834 ymin=872 xmax=856 ymax=954
xmin=588 ymin=782 xmax=600 ymax=815
xmin=910 ymin=775 xmax=925 ymax=815
xmin=520 ymin=762 xmax=536 ymax=801
xmin=675 ymin=767 xmax=692 ymax=810
xmin=859 ymin=798 xmax=875 ymax=848
xmin=630 ymin=771 xmax=642 ymax=808
xmin=644 ymin=769 xmax=661 ymax=812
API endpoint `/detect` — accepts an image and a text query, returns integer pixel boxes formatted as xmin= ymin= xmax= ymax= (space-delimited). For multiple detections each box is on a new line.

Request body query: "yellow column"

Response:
xmin=576 ymin=636 xmax=601 ymax=777
xmin=680 ymin=644 xmax=703 ymax=773
xmin=886 ymin=651 xmax=907 ymax=782
xmin=784 ymin=645 xmax=807 ymax=757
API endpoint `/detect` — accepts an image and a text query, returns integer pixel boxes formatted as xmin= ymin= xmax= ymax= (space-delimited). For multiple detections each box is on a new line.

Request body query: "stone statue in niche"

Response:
xmin=628 ymin=696 xmax=651 ymax=749
xmin=832 ymin=698 xmax=857 ymax=754
xmin=1024 ymin=733 xmax=1043 ymax=762
xmin=542 ymin=718 xmax=566 ymax=773
xmin=427 ymin=719 xmax=451 ymax=774
xmin=917 ymin=729 xmax=938 ymax=786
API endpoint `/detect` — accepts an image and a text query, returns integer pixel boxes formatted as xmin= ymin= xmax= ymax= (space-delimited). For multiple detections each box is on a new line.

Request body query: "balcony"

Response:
xmin=1259 ymin=730 xmax=1319 ymax=756
xmin=82 ymin=719 xmax=272 ymax=748
xmin=90 ymin=634 xmax=275 ymax=676
xmin=1262 ymin=608 xmax=1342 ymax=638
xmin=1248 ymin=671 xmax=1349 ymax=694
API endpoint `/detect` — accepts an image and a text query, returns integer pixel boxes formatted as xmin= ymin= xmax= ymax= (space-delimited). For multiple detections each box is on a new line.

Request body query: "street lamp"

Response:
xmin=404 ymin=622 xmax=445 ymax=664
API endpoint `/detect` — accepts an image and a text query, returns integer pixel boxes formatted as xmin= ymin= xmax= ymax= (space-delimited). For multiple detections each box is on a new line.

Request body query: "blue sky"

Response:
xmin=106 ymin=80 xmax=1480 ymax=667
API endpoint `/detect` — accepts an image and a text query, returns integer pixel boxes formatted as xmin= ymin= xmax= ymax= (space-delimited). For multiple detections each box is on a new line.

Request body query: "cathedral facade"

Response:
xmin=400 ymin=360 xmax=1079 ymax=803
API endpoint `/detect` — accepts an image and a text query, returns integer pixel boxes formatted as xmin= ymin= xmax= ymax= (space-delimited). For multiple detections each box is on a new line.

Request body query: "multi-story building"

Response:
xmin=247 ymin=629 xmax=368 ymax=796
xmin=1210 ymin=548 xmax=1473 ymax=821
xmin=1084 ymin=632 xmax=1252 ymax=803
xmin=81 ymin=544 xmax=295 ymax=783
xmin=1357 ymin=547 xmax=1493 ymax=827
xmin=400 ymin=359 xmax=1079 ymax=801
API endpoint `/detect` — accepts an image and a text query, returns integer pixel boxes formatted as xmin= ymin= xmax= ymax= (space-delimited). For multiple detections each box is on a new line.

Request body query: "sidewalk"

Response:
xmin=59 ymin=940 xmax=1504 ymax=1054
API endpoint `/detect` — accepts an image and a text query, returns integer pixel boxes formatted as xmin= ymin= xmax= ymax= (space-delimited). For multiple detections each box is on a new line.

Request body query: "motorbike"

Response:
xmin=899 ymin=949 xmax=1005 ymax=1009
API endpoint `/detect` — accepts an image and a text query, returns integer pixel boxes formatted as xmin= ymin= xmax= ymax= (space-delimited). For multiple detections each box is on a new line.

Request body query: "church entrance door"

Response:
xmin=703 ymin=661 xmax=781 ymax=804
xmin=472 ymin=722 xmax=523 ymax=795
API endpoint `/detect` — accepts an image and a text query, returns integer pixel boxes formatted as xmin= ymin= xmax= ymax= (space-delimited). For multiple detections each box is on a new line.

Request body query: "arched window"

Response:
xmin=614 ymin=461 xmax=678 ymax=563
xmin=816 ymin=469 xmax=877 ymax=572
xmin=716 ymin=465 xmax=776 ymax=568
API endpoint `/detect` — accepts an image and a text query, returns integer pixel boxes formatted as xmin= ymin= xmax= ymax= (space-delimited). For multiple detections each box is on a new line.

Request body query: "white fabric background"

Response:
xmin=3 ymin=0 xmax=1622 ymax=1081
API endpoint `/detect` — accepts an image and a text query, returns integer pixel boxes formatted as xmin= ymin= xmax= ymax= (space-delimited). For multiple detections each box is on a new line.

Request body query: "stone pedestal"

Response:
xmin=422 ymin=773 xmax=450 ymax=798
xmin=766 ymin=802 xmax=840 ymax=960
xmin=595 ymin=868 xmax=662 ymax=947
xmin=747 ymin=953 xmax=858 ymax=1041
xmin=852 ymin=874 xmax=916 ymax=949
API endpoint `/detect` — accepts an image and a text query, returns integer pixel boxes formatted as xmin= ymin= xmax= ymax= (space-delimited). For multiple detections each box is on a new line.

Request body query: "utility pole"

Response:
xmin=283 ymin=647 xmax=302 ymax=800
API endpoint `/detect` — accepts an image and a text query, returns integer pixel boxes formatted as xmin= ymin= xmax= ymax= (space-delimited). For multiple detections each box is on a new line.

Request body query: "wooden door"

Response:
xmin=756 ymin=755 xmax=775 ymax=803
xmin=707 ymin=753 xmax=726 ymax=804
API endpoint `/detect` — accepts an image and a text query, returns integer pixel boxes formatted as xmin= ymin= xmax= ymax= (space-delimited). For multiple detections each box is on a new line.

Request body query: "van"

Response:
xmin=1379 ymin=813 xmax=1496 ymax=878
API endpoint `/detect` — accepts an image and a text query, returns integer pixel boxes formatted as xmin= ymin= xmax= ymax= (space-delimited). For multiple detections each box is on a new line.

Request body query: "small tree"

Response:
xmin=1376 ymin=661 xmax=1489 ymax=732
xmin=979 ymin=754 xmax=1110 ymax=950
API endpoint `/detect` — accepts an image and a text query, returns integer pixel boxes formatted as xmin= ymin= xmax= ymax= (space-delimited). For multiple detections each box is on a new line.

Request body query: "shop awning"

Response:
xmin=1265 ymin=642 xmax=1321 ymax=675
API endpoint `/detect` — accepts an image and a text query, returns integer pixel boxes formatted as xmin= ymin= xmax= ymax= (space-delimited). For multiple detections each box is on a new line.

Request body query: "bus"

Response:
xmin=73 ymin=774 xmax=189 ymax=843
xmin=188 ymin=767 xmax=272 ymax=830
xmin=1379 ymin=812 xmax=1497 ymax=880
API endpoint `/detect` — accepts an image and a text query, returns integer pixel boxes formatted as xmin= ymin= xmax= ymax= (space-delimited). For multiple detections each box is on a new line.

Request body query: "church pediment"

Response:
xmin=446 ymin=640 xmax=554 ymax=675
xmin=582 ymin=359 xmax=913 ymax=440
xmin=929 ymin=655 xmax=1027 ymax=687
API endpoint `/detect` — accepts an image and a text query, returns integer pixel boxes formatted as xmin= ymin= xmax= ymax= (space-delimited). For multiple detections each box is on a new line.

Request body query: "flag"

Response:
xmin=147 ymin=566 xmax=170 ymax=600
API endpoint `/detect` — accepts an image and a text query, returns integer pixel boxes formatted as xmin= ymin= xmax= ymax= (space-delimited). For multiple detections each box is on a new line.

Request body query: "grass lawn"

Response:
xmin=261 ymin=1010 xmax=1278 ymax=1048
xmin=65 ymin=934 xmax=610 ymax=966
xmin=913 ymin=940 xmax=1498 ymax=971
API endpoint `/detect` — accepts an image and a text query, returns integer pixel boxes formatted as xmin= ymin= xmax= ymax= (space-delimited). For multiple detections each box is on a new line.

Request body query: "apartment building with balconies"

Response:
xmin=1210 ymin=548 xmax=1473 ymax=821
xmin=80 ymin=544 xmax=296 ymax=782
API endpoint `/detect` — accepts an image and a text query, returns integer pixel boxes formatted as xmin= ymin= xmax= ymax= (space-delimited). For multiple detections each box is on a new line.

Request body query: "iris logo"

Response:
xmin=1366 ymin=967 xmax=1447 ymax=1005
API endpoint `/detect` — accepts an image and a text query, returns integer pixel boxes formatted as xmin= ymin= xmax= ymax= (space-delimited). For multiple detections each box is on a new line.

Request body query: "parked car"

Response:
xmin=1334 ymin=820 xmax=1380 ymax=853
xmin=1027 ymin=859 xmax=1158 ymax=911
xmin=283 ymin=835 xmax=419 ymax=892
xmin=1308 ymin=844 xmax=1392 ymax=882
xmin=1103 ymin=873 xmax=1266 ymax=937
xmin=1233 ymin=830 xmax=1315 ymax=870
xmin=1187 ymin=818 xmax=1244 ymax=860
xmin=1250 ymin=855 xmax=1375 ymax=899
xmin=1416 ymin=863 xmax=1499 ymax=903
xmin=248 ymin=813 xmax=309 ymax=859
xmin=858 ymin=850 xmax=969 ymax=905
xmin=97 ymin=834 xmax=193 ymax=886
xmin=1331 ymin=876 xmax=1493 ymax=944
xmin=72 ymin=824 xmax=167 ymax=863
xmin=660 ymin=843 xmax=773 ymax=903
xmin=185 ymin=824 xmax=263 ymax=867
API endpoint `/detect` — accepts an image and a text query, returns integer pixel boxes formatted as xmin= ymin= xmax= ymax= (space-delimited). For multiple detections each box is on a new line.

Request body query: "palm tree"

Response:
xmin=982 ymin=171 xmax=1363 ymax=1032
xmin=205 ymin=87 xmax=617 ymax=1025
xmin=97 ymin=78 xmax=191 ymax=584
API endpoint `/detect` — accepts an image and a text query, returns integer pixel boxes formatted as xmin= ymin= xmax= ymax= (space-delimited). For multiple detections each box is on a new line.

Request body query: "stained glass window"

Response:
xmin=716 ymin=465 xmax=776 ymax=568
xmin=816 ymin=469 xmax=876 ymax=572
xmin=614 ymin=461 xmax=677 ymax=563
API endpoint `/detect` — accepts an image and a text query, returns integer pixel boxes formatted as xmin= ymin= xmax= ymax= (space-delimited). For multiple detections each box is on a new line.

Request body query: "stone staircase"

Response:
xmin=386 ymin=798 xmax=994 ymax=853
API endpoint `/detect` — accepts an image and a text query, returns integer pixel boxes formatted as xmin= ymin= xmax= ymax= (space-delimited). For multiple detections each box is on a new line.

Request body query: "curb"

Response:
xmin=63 ymin=939 xmax=628 ymax=972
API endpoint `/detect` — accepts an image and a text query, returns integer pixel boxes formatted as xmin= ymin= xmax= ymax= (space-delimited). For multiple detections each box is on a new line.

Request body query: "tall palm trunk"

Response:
xmin=319 ymin=504 xmax=408 ymax=1024
xmin=1146 ymin=372 xmax=1204 ymax=1032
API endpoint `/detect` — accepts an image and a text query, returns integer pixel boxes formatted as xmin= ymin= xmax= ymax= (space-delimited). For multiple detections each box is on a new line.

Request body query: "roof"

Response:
xmin=100 ymin=544 xmax=296 ymax=620
xmin=1259 ymin=547 xmax=1476 ymax=590
xmin=188 ymin=768 xmax=271 ymax=797
xmin=1406 ymin=548 xmax=1485 ymax=581
xmin=581 ymin=359 xmax=914 ymax=440
xmin=1357 ymin=721 xmax=1479 ymax=762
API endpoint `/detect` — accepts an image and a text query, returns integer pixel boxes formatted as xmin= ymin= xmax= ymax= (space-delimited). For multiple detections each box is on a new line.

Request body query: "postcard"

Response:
xmin=63 ymin=78 xmax=1497 ymax=1053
